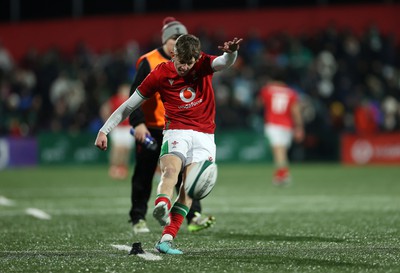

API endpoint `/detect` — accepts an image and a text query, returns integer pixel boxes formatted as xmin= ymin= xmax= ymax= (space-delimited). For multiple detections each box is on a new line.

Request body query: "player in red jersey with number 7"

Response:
xmin=258 ymin=72 xmax=305 ymax=185
xmin=95 ymin=34 xmax=242 ymax=254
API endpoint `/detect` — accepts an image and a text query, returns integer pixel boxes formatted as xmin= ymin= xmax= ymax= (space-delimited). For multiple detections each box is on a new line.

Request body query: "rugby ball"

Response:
xmin=184 ymin=160 xmax=218 ymax=200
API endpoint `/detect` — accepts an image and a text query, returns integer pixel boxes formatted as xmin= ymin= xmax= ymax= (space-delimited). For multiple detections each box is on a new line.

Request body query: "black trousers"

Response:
xmin=129 ymin=128 xmax=201 ymax=225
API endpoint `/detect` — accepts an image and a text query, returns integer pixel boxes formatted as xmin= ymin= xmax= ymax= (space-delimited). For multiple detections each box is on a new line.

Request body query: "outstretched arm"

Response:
xmin=291 ymin=101 xmax=305 ymax=143
xmin=95 ymin=91 xmax=146 ymax=150
xmin=212 ymin=37 xmax=243 ymax=71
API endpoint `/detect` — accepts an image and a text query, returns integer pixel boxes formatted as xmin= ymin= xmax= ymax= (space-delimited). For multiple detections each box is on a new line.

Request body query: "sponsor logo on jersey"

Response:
xmin=178 ymin=87 xmax=203 ymax=109
xmin=179 ymin=87 xmax=196 ymax=103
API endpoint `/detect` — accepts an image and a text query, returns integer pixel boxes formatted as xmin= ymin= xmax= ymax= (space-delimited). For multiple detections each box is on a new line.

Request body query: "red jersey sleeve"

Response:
xmin=136 ymin=64 xmax=162 ymax=99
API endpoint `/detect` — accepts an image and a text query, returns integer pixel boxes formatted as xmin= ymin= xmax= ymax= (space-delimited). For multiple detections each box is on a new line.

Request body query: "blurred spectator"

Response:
xmin=49 ymin=70 xmax=85 ymax=132
xmin=354 ymin=99 xmax=380 ymax=135
xmin=0 ymin=41 xmax=14 ymax=73
xmin=381 ymin=96 xmax=399 ymax=131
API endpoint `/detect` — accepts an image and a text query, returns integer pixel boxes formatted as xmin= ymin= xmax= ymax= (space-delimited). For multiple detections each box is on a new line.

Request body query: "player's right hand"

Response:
xmin=95 ymin=131 xmax=108 ymax=151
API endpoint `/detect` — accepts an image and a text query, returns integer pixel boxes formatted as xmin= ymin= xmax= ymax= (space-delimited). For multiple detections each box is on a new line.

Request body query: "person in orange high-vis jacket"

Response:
xmin=128 ymin=17 xmax=215 ymax=234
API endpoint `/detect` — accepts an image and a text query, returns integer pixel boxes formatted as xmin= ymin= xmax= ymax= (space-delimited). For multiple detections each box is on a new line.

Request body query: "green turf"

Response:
xmin=1 ymin=163 xmax=399 ymax=272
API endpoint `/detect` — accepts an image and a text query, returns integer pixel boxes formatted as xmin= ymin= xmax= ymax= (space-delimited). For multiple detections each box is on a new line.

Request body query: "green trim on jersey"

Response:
xmin=165 ymin=118 xmax=171 ymax=130
xmin=136 ymin=89 xmax=148 ymax=99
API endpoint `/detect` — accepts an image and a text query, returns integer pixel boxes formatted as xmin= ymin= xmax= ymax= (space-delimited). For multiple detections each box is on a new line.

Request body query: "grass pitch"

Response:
xmin=0 ymin=163 xmax=399 ymax=272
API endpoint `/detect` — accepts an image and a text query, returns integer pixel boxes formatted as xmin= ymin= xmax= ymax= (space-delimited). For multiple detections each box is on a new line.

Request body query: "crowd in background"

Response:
xmin=0 ymin=23 xmax=399 ymax=159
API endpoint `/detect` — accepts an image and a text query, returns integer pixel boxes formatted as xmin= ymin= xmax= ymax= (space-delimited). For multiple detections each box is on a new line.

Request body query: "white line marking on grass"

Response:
xmin=0 ymin=196 xmax=15 ymax=206
xmin=25 ymin=208 xmax=51 ymax=220
xmin=111 ymin=244 xmax=131 ymax=252
xmin=111 ymin=244 xmax=162 ymax=261
xmin=136 ymin=252 xmax=163 ymax=261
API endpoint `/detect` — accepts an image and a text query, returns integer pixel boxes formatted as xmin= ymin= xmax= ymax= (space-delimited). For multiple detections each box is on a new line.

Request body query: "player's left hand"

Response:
xmin=218 ymin=37 xmax=243 ymax=53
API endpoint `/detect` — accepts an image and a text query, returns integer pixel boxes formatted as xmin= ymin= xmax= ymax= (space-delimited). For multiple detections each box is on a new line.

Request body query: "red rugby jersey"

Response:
xmin=137 ymin=53 xmax=217 ymax=133
xmin=259 ymin=82 xmax=298 ymax=128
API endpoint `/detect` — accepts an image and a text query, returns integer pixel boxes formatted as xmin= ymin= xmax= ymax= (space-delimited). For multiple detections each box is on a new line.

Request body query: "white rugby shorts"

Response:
xmin=161 ymin=129 xmax=216 ymax=166
xmin=109 ymin=126 xmax=135 ymax=148
xmin=264 ymin=124 xmax=293 ymax=147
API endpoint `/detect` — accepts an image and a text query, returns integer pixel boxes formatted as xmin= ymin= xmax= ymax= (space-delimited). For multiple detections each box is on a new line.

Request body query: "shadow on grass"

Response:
xmin=268 ymin=255 xmax=378 ymax=268
xmin=187 ymin=249 xmax=379 ymax=270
